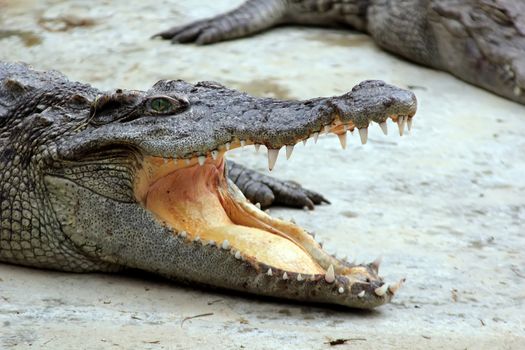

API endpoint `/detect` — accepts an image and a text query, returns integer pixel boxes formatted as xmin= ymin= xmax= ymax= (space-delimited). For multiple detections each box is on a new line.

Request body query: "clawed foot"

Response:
xmin=153 ymin=0 xmax=287 ymax=45
xmin=153 ymin=18 xmax=230 ymax=45
xmin=227 ymin=161 xmax=329 ymax=210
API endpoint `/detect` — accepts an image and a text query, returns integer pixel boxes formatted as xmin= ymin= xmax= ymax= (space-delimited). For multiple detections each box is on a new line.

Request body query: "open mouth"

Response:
xmin=133 ymin=116 xmax=408 ymax=307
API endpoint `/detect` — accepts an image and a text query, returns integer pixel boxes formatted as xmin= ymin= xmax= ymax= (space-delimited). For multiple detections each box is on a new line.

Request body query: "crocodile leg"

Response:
xmin=227 ymin=161 xmax=329 ymax=209
xmin=154 ymin=0 xmax=289 ymax=44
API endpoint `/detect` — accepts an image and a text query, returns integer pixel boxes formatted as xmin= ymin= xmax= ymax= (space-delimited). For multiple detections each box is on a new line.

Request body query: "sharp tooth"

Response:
xmin=358 ymin=128 xmax=368 ymax=144
xmin=358 ymin=290 xmax=365 ymax=298
xmin=407 ymin=117 xmax=413 ymax=131
xmin=208 ymin=240 xmax=216 ymax=247
xmin=302 ymin=139 xmax=307 ymax=146
xmin=267 ymin=268 xmax=273 ymax=276
xmin=297 ymin=274 xmax=304 ymax=281
xmin=371 ymin=256 xmax=382 ymax=273
xmin=313 ymin=132 xmax=319 ymax=143
xmin=193 ymin=236 xmax=200 ymax=242
xmin=324 ymin=125 xmax=331 ymax=134
xmin=211 ymin=150 xmax=219 ymax=160
xmin=163 ymin=158 xmax=168 ymax=165
xmin=388 ymin=278 xmax=405 ymax=294
xmin=255 ymin=202 xmax=261 ymax=209
xmin=225 ymin=142 xmax=231 ymax=150
xmin=324 ymin=264 xmax=335 ymax=283
xmin=514 ymin=86 xmax=522 ymax=96
xmin=338 ymin=286 xmax=344 ymax=294
xmin=374 ymin=283 xmax=389 ymax=296
xmin=234 ymin=251 xmax=242 ymax=260
xmin=379 ymin=122 xmax=388 ymax=135
xmin=397 ymin=117 xmax=405 ymax=136
xmin=198 ymin=156 xmax=206 ymax=166
xmin=254 ymin=144 xmax=260 ymax=153
xmin=185 ymin=158 xmax=191 ymax=165
xmin=285 ymin=145 xmax=294 ymax=159
xmin=337 ymin=132 xmax=347 ymax=149
xmin=180 ymin=231 xmax=187 ymax=238
xmin=282 ymin=272 xmax=289 ymax=280
xmin=173 ymin=158 xmax=178 ymax=166
xmin=221 ymin=240 xmax=230 ymax=250
xmin=240 ymin=140 xmax=246 ymax=148
xmin=343 ymin=125 xmax=349 ymax=132
xmin=290 ymin=218 xmax=296 ymax=224
xmin=267 ymin=148 xmax=279 ymax=171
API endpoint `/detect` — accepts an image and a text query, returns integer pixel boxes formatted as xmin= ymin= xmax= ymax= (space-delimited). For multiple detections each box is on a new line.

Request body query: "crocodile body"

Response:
xmin=0 ymin=61 xmax=416 ymax=308
xmin=156 ymin=0 xmax=525 ymax=105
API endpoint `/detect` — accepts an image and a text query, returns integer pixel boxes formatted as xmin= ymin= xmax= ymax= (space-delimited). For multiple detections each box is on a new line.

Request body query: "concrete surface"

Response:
xmin=1 ymin=0 xmax=525 ymax=349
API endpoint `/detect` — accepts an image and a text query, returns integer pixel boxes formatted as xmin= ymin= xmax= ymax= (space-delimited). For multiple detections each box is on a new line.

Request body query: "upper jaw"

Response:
xmin=61 ymin=80 xmax=415 ymax=164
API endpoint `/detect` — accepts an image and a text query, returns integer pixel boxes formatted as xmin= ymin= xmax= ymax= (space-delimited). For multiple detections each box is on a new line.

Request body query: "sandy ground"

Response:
xmin=1 ymin=0 xmax=525 ymax=349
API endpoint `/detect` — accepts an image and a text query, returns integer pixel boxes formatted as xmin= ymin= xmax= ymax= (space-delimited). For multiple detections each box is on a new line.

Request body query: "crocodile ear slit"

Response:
xmin=88 ymin=90 xmax=141 ymax=125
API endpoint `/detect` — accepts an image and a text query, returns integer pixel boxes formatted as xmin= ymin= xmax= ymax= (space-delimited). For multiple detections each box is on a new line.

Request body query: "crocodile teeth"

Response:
xmin=193 ymin=236 xmax=200 ymax=242
xmin=337 ymin=132 xmax=347 ymax=149
xmin=254 ymin=144 xmax=260 ymax=153
xmin=211 ymin=150 xmax=219 ymax=160
xmin=297 ymin=273 xmax=304 ymax=281
xmin=338 ymin=286 xmax=344 ymax=294
xmin=324 ymin=264 xmax=335 ymax=283
xmin=388 ymin=278 xmax=405 ymax=294
xmin=302 ymin=139 xmax=307 ymax=146
xmin=221 ymin=240 xmax=230 ymax=250
xmin=255 ymin=202 xmax=261 ymax=209
xmin=285 ymin=145 xmax=294 ymax=159
xmin=198 ymin=156 xmax=206 ymax=166
xmin=514 ymin=86 xmax=522 ymax=96
xmin=379 ymin=122 xmax=388 ymax=135
xmin=267 ymin=268 xmax=273 ymax=276
xmin=358 ymin=290 xmax=365 ymax=298
xmin=324 ymin=125 xmax=331 ymax=134
xmin=343 ymin=124 xmax=349 ymax=132
xmin=185 ymin=158 xmax=191 ymax=165
xmin=313 ymin=132 xmax=319 ymax=143
xmin=358 ymin=128 xmax=368 ymax=144
xmin=234 ymin=251 xmax=242 ymax=260
xmin=283 ymin=272 xmax=289 ymax=280
xmin=374 ymin=283 xmax=389 ymax=296
xmin=371 ymin=256 xmax=382 ymax=273
xmin=225 ymin=142 xmax=231 ymax=150
xmin=407 ymin=117 xmax=413 ymax=131
xmin=397 ymin=117 xmax=406 ymax=136
xmin=267 ymin=148 xmax=279 ymax=171
xmin=240 ymin=140 xmax=246 ymax=148
xmin=179 ymin=231 xmax=187 ymax=238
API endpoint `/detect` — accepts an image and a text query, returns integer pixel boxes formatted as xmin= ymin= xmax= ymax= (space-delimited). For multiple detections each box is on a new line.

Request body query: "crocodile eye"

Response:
xmin=147 ymin=96 xmax=189 ymax=115
xmin=150 ymin=98 xmax=172 ymax=113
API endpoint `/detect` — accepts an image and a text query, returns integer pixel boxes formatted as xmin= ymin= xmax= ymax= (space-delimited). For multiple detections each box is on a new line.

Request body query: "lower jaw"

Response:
xmin=132 ymin=155 xmax=401 ymax=308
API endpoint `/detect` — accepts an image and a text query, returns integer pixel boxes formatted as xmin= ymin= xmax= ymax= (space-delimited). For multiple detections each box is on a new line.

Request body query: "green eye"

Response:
xmin=150 ymin=98 xmax=172 ymax=113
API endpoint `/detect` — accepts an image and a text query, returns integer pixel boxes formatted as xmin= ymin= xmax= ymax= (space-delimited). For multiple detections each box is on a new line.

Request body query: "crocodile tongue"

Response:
xmin=143 ymin=156 xmax=324 ymax=274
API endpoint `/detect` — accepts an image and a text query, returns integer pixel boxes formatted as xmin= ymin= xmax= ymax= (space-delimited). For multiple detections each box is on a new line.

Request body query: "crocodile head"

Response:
xmin=1 ymin=63 xmax=416 ymax=309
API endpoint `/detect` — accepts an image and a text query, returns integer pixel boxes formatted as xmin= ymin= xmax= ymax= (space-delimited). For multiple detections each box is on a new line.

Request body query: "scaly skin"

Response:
xmin=0 ymin=61 xmax=416 ymax=308
xmin=156 ymin=0 xmax=525 ymax=105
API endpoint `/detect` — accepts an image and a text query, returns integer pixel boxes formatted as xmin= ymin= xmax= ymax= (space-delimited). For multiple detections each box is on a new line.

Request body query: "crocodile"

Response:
xmin=0 ymin=61 xmax=415 ymax=308
xmin=155 ymin=0 xmax=525 ymax=105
